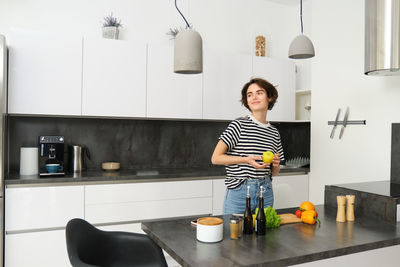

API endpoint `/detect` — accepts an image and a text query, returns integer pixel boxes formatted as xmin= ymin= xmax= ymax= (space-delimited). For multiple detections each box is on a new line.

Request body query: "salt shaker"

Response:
xmin=229 ymin=217 xmax=240 ymax=239
xmin=336 ymin=195 xmax=346 ymax=222
xmin=346 ymin=195 xmax=355 ymax=221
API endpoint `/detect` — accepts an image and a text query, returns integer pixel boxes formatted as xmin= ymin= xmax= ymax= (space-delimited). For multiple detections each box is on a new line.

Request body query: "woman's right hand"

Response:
xmin=247 ymin=156 xmax=269 ymax=169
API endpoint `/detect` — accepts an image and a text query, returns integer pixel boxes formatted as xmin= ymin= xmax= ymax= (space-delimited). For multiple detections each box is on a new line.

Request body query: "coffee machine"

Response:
xmin=38 ymin=135 xmax=65 ymax=176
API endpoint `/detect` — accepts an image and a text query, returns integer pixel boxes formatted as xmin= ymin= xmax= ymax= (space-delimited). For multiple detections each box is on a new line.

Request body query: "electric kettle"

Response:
xmin=68 ymin=145 xmax=91 ymax=173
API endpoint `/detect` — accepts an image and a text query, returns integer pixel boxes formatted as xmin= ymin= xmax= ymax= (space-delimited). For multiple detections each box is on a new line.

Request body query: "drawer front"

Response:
xmin=273 ymin=175 xmax=309 ymax=209
xmin=85 ymin=180 xmax=213 ymax=204
xmin=5 ymin=230 xmax=70 ymax=267
xmin=86 ymin=197 xmax=212 ymax=224
xmin=97 ymin=222 xmax=143 ymax=234
xmin=5 ymin=186 xmax=84 ymax=231
xmin=212 ymin=179 xmax=226 ymax=215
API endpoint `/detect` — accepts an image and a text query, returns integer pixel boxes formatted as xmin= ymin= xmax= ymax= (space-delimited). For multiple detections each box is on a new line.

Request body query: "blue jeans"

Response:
xmin=222 ymin=176 xmax=273 ymax=215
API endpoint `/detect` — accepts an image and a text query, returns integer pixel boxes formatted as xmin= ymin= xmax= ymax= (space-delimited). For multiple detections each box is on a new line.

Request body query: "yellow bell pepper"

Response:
xmin=301 ymin=210 xmax=321 ymax=225
xmin=299 ymin=201 xmax=315 ymax=211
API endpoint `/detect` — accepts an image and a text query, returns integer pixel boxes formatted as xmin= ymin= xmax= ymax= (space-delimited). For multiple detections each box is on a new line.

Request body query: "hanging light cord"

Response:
xmin=175 ymin=0 xmax=191 ymax=29
xmin=300 ymin=0 xmax=304 ymax=34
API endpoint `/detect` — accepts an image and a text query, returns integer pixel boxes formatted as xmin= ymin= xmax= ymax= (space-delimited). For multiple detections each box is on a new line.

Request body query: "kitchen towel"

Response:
xmin=20 ymin=147 xmax=38 ymax=175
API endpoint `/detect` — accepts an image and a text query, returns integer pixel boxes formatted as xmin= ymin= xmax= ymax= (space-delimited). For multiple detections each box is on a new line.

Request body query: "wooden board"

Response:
xmin=279 ymin=213 xmax=302 ymax=224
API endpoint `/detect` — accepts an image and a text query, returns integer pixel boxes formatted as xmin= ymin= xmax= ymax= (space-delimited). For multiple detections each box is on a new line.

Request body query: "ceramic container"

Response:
xmin=196 ymin=217 xmax=223 ymax=243
xmin=102 ymin=162 xmax=120 ymax=171
xmin=20 ymin=147 xmax=38 ymax=175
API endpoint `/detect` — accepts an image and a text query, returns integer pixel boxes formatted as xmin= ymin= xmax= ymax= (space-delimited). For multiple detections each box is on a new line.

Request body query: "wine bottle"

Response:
xmin=243 ymin=185 xmax=253 ymax=235
xmin=256 ymin=186 xmax=266 ymax=235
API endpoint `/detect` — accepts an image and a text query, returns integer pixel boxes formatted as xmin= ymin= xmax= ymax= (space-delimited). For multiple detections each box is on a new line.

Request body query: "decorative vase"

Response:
xmin=255 ymin=35 xmax=266 ymax=57
xmin=102 ymin=26 xmax=119 ymax=39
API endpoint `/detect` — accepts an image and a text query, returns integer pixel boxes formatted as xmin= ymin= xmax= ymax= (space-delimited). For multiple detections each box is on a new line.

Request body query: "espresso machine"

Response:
xmin=38 ymin=135 xmax=65 ymax=176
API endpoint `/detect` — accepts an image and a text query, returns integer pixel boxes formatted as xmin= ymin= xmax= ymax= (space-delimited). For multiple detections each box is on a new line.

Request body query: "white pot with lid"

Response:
xmin=196 ymin=217 xmax=224 ymax=243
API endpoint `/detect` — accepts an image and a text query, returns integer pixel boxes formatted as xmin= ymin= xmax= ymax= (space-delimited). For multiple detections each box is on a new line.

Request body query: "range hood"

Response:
xmin=365 ymin=0 xmax=400 ymax=76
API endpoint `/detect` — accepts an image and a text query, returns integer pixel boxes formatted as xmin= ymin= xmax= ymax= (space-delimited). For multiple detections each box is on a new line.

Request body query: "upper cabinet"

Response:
xmin=203 ymin=51 xmax=295 ymax=121
xmin=82 ymin=38 xmax=147 ymax=117
xmin=203 ymin=48 xmax=251 ymax=120
xmin=146 ymin=44 xmax=203 ymax=119
xmin=252 ymin=57 xmax=296 ymax=121
xmin=8 ymin=31 xmax=82 ymax=115
xmin=7 ymin=31 xmax=295 ymax=121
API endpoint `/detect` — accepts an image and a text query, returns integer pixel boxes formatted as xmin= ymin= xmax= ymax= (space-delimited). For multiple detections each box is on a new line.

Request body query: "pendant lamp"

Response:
xmin=288 ymin=0 xmax=315 ymax=59
xmin=173 ymin=0 xmax=203 ymax=74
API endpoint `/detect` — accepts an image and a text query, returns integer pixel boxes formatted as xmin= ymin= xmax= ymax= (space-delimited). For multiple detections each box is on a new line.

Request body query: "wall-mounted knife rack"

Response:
xmin=327 ymin=120 xmax=366 ymax=125
xmin=329 ymin=107 xmax=365 ymax=139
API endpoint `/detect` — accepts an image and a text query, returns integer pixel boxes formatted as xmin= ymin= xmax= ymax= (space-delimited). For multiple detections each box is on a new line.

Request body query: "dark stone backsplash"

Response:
xmin=391 ymin=123 xmax=400 ymax=184
xmin=7 ymin=116 xmax=310 ymax=173
xmin=272 ymin=122 xmax=310 ymax=160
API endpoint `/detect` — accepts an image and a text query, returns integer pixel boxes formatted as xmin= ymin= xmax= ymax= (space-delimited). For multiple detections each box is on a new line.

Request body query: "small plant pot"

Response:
xmin=102 ymin=26 xmax=119 ymax=39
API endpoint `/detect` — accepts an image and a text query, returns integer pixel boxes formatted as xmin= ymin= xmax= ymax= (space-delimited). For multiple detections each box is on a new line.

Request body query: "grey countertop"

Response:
xmin=142 ymin=205 xmax=400 ymax=267
xmin=5 ymin=167 xmax=309 ymax=187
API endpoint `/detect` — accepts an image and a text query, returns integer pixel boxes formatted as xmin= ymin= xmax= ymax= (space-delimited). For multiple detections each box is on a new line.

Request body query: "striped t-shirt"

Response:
xmin=220 ymin=115 xmax=285 ymax=189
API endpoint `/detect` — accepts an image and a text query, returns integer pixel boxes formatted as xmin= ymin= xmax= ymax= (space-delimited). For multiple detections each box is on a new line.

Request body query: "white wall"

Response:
xmin=0 ymin=0 xmax=299 ymax=59
xmin=309 ymin=0 xmax=400 ymax=203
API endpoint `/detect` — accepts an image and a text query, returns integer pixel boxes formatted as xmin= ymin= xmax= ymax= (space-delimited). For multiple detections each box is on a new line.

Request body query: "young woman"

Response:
xmin=211 ymin=78 xmax=284 ymax=214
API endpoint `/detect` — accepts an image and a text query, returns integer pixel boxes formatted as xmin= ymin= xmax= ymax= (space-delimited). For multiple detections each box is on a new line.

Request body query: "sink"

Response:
xmin=136 ymin=170 xmax=159 ymax=176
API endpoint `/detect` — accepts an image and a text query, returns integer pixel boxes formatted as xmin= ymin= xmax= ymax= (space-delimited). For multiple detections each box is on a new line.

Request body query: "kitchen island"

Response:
xmin=142 ymin=205 xmax=400 ymax=267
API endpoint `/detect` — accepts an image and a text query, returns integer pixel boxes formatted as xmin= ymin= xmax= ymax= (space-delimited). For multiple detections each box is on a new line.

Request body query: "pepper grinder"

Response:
xmin=336 ymin=195 xmax=346 ymax=222
xmin=346 ymin=195 xmax=355 ymax=221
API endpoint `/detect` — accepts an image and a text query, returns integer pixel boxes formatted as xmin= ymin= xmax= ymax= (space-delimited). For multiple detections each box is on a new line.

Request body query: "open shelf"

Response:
xmin=295 ymin=89 xmax=311 ymax=95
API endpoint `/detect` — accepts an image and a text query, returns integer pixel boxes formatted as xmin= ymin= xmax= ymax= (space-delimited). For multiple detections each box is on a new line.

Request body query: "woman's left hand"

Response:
xmin=272 ymin=153 xmax=280 ymax=168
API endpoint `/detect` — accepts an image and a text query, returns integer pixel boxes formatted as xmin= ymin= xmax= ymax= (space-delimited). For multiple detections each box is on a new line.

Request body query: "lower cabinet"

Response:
xmin=5 ymin=185 xmax=84 ymax=231
xmin=3 ymin=176 xmax=306 ymax=267
xmin=273 ymin=174 xmax=309 ymax=209
xmin=4 ymin=185 xmax=84 ymax=267
xmin=4 ymin=180 xmax=212 ymax=267
xmin=213 ymin=179 xmax=226 ymax=215
xmin=5 ymin=230 xmax=70 ymax=267
xmin=85 ymin=180 xmax=213 ymax=224
xmin=293 ymin=244 xmax=400 ymax=267
xmin=212 ymin=174 xmax=309 ymax=214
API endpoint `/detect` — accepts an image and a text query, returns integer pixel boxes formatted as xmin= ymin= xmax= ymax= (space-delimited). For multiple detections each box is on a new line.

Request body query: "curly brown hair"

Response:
xmin=241 ymin=78 xmax=278 ymax=111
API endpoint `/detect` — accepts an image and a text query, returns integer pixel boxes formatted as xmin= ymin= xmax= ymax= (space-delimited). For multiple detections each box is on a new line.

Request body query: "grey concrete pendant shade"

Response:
xmin=288 ymin=0 xmax=315 ymax=59
xmin=174 ymin=29 xmax=203 ymax=74
xmin=288 ymin=34 xmax=315 ymax=59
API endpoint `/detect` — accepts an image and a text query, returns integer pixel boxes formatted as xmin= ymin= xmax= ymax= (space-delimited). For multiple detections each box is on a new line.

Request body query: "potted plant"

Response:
xmin=102 ymin=13 xmax=122 ymax=39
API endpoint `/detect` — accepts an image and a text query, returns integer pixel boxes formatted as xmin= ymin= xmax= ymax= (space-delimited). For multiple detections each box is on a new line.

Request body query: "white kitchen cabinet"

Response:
xmin=212 ymin=178 xmax=226 ymax=215
xmin=85 ymin=180 xmax=213 ymax=224
xmin=213 ymin=174 xmax=308 ymax=213
xmin=4 ymin=185 xmax=83 ymax=267
xmin=203 ymin=48 xmax=251 ymax=120
xmin=252 ymin=56 xmax=296 ymax=121
xmin=82 ymin=38 xmax=147 ymax=117
xmin=294 ymin=244 xmax=400 ymax=267
xmin=273 ymin=174 xmax=309 ymax=209
xmin=5 ymin=230 xmax=70 ymax=267
xmin=97 ymin=222 xmax=143 ymax=233
xmin=146 ymin=43 xmax=203 ymax=119
xmin=5 ymin=185 xmax=84 ymax=231
xmin=7 ymin=30 xmax=82 ymax=115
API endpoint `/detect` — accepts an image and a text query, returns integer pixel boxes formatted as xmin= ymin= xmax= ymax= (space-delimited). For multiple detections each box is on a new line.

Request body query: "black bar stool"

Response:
xmin=66 ymin=218 xmax=168 ymax=267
